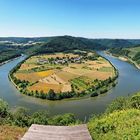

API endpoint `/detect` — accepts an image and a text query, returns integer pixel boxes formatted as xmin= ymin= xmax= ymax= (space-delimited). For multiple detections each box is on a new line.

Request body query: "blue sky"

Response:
xmin=0 ymin=0 xmax=140 ymax=38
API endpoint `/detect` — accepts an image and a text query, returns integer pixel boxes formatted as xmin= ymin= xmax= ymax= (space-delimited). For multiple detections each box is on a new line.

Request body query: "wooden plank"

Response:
xmin=21 ymin=124 xmax=92 ymax=140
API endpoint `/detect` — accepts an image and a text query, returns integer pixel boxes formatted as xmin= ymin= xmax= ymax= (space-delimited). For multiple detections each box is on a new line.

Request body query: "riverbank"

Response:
xmin=0 ymin=55 xmax=22 ymax=66
xmin=105 ymin=51 xmax=140 ymax=70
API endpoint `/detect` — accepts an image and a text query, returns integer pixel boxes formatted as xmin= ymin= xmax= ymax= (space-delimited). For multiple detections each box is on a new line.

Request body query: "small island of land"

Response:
xmin=10 ymin=51 xmax=118 ymax=100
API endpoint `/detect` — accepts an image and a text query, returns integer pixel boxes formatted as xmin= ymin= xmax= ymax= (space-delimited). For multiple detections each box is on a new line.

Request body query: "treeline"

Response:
xmin=90 ymin=76 xmax=118 ymax=97
xmin=0 ymin=99 xmax=80 ymax=127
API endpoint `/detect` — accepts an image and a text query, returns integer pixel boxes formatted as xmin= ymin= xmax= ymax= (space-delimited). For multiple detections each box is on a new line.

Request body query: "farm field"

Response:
xmin=14 ymin=52 xmax=115 ymax=95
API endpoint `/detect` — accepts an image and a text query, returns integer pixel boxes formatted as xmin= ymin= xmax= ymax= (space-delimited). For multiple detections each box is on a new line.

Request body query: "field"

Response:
xmin=14 ymin=52 xmax=115 ymax=94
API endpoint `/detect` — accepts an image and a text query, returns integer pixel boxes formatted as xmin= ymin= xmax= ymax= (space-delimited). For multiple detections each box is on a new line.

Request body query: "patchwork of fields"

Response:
xmin=14 ymin=52 xmax=115 ymax=94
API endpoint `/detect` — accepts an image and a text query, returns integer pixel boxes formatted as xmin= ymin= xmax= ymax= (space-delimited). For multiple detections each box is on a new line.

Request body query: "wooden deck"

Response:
xmin=21 ymin=124 xmax=92 ymax=140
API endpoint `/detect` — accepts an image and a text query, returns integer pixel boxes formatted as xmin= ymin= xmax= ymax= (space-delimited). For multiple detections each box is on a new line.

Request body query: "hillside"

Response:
xmin=88 ymin=109 xmax=140 ymax=140
xmin=88 ymin=92 xmax=140 ymax=140
xmin=109 ymin=46 xmax=140 ymax=66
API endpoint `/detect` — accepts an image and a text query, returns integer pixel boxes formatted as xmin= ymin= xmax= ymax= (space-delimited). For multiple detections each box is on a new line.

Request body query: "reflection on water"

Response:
xmin=0 ymin=52 xmax=140 ymax=120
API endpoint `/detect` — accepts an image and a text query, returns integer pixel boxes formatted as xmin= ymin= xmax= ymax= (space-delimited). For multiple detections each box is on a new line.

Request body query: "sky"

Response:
xmin=0 ymin=0 xmax=140 ymax=39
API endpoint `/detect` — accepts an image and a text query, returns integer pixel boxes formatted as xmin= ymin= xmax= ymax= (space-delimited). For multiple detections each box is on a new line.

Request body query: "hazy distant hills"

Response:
xmin=0 ymin=37 xmax=50 ymax=43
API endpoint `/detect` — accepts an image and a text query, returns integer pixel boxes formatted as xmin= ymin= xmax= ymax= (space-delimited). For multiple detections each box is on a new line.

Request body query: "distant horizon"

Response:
xmin=0 ymin=35 xmax=140 ymax=40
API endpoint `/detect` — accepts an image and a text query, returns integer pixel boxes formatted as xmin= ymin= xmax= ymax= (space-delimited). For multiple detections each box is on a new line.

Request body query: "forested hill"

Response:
xmin=1 ymin=35 xmax=140 ymax=63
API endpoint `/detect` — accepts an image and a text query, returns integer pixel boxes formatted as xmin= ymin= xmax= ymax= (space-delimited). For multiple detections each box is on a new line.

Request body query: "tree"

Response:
xmin=91 ymin=92 xmax=98 ymax=97
xmin=47 ymin=89 xmax=56 ymax=100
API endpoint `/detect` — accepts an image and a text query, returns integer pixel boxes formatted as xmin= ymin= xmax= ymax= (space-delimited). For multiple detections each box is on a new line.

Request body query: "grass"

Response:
xmin=0 ymin=125 xmax=27 ymax=140
xmin=98 ymin=66 xmax=114 ymax=72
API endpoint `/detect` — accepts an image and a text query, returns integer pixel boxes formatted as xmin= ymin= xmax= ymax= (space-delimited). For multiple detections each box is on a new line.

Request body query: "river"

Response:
xmin=0 ymin=52 xmax=140 ymax=120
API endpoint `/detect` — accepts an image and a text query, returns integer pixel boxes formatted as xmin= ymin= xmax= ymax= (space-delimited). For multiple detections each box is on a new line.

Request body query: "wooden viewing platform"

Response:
xmin=21 ymin=124 xmax=92 ymax=140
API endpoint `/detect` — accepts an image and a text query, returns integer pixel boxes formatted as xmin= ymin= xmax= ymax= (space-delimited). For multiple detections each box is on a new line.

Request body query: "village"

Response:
xmin=37 ymin=55 xmax=84 ymax=65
